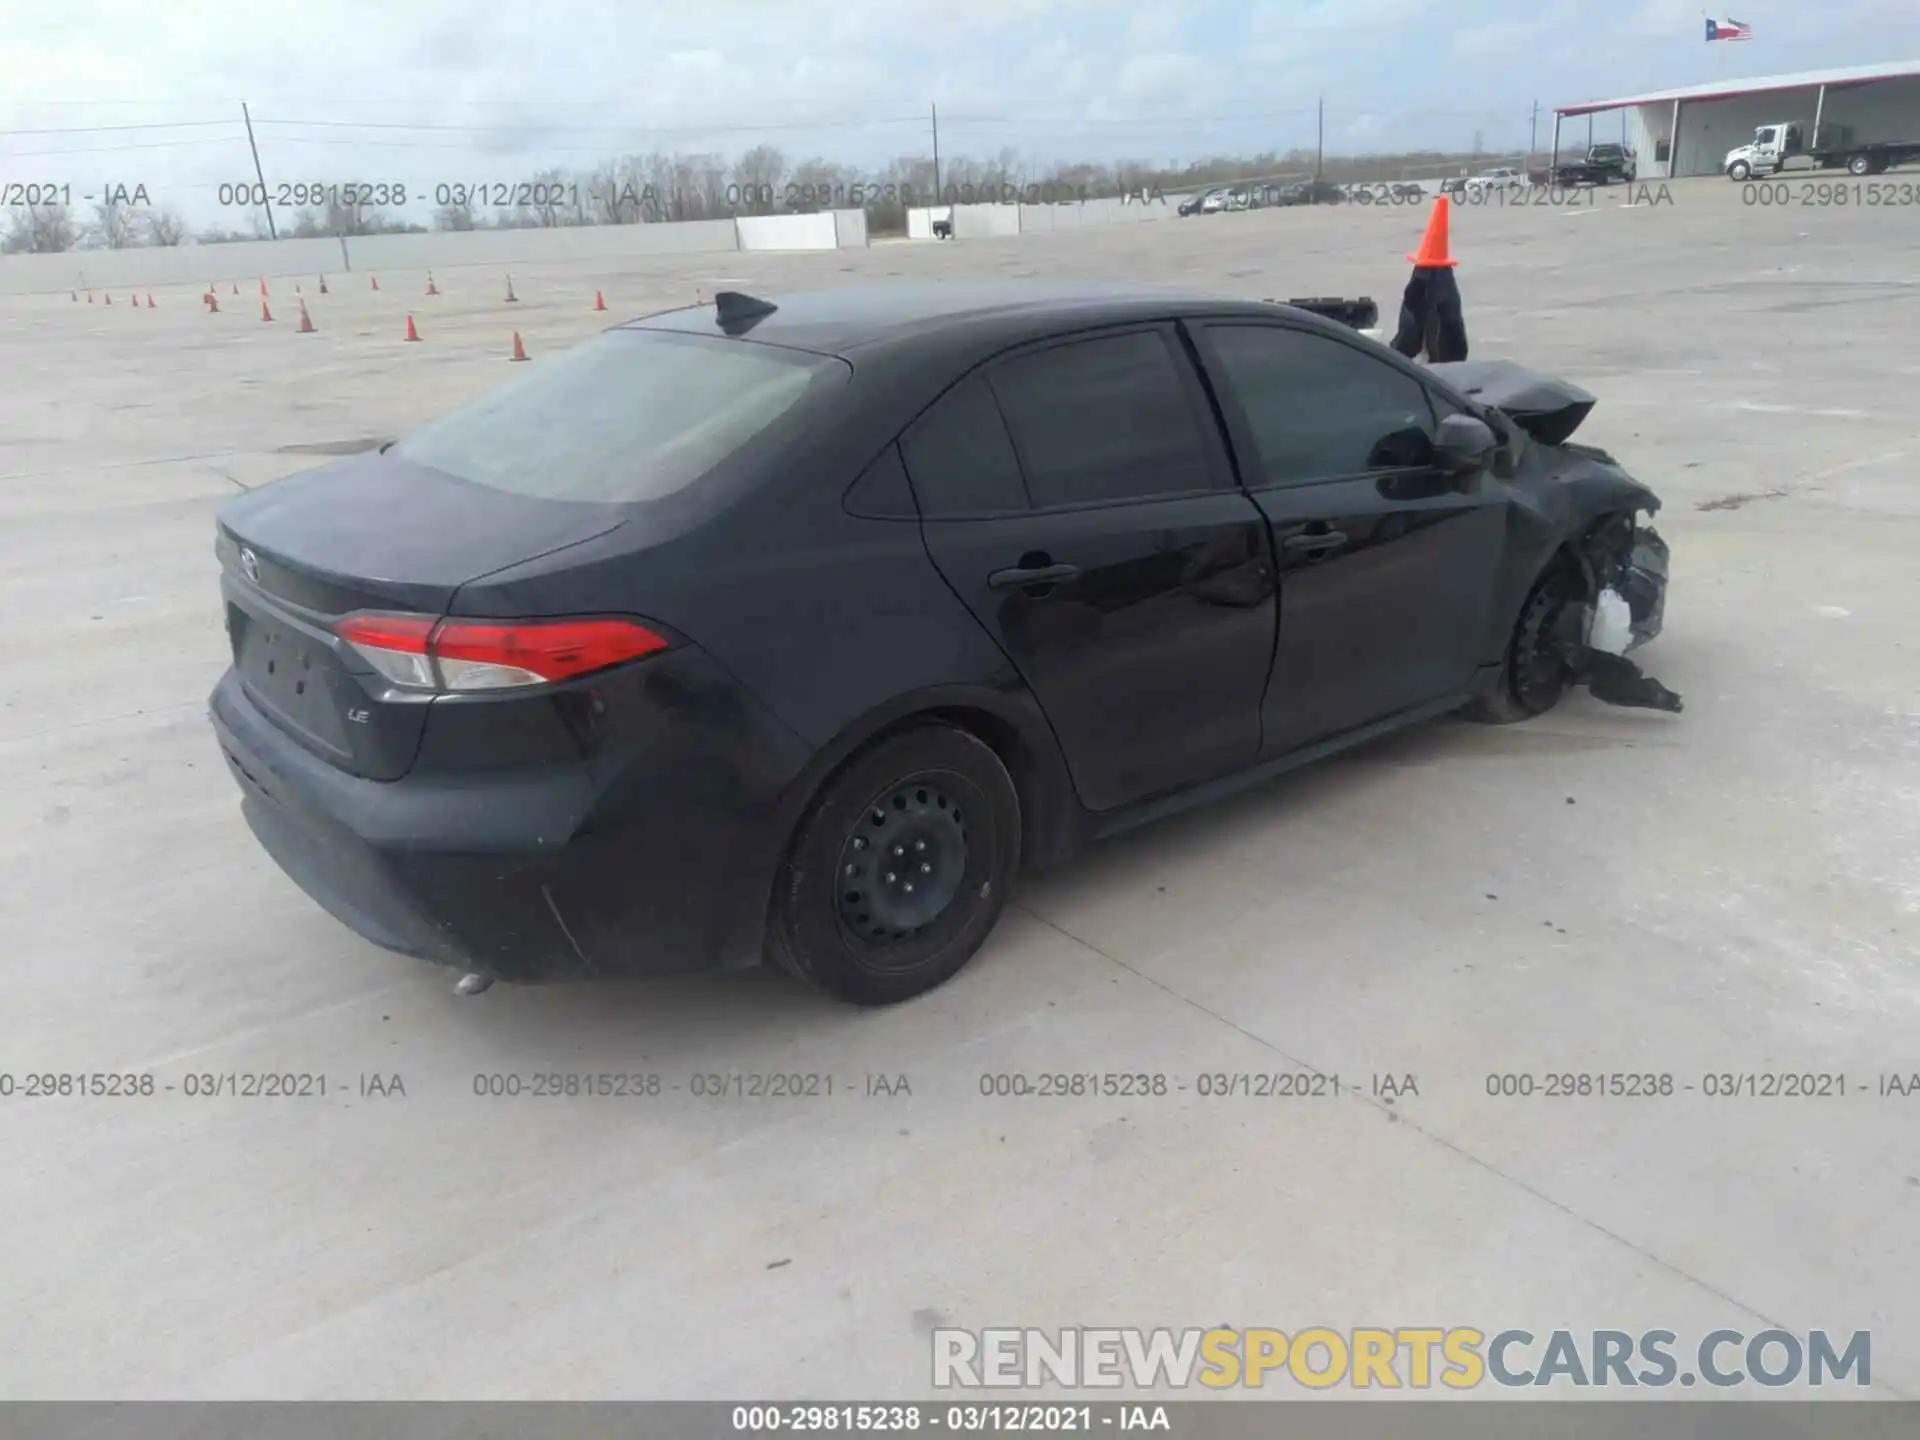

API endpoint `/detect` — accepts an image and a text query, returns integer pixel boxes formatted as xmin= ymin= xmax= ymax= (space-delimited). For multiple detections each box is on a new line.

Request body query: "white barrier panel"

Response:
xmin=905 ymin=206 xmax=952 ymax=240
xmin=832 ymin=208 xmax=869 ymax=248
xmin=0 ymin=220 xmax=747 ymax=296
xmin=951 ymin=203 xmax=1021 ymax=239
xmin=735 ymin=212 xmax=838 ymax=251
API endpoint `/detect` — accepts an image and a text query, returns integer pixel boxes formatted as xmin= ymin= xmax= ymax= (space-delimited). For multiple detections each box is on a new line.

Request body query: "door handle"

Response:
xmin=988 ymin=562 xmax=1081 ymax=591
xmin=1281 ymin=530 xmax=1348 ymax=554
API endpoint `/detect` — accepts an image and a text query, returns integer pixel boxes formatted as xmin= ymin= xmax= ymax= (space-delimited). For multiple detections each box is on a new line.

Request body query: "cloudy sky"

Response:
xmin=3 ymin=0 xmax=1915 ymax=227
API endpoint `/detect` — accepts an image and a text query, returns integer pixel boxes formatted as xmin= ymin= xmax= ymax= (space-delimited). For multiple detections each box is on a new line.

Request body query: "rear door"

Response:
xmin=1187 ymin=320 xmax=1508 ymax=755
xmin=903 ymin=325 xmax=1276 ymax=814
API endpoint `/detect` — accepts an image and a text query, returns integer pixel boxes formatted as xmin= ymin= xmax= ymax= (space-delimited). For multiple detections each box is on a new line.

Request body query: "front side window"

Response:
xmin=1202 ymin=325 xmax=1437 ymax=487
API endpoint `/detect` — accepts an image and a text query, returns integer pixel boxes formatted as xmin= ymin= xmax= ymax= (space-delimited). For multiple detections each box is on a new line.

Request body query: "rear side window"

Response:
xmin=900 ymin=374 xmax=1030 ymax=516
xmin=393 ymin=328 xmax=844 ymax=503
xmin=987 ymin=330 xmax=1218 ymax=508
xmin=1202 ymin=325 xmax=1436 ymax=486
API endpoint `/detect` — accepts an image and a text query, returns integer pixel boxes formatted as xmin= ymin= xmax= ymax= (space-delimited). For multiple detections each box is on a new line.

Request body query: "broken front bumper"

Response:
xmin=1620 ymin=526 xmax=1669 ymax=652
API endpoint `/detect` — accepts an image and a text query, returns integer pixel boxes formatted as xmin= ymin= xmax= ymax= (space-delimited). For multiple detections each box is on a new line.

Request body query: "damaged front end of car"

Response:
xmin=1431 ymin=359 xmax=1683 ymax=715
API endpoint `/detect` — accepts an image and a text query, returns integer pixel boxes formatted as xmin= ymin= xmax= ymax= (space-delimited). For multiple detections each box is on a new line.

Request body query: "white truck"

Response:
xmin=1724 ymin=120 xmax=1920 ymax=179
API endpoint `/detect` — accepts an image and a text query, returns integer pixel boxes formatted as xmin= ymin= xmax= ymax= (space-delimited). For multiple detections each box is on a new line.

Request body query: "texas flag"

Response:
xmin=1705 ymin=17 xmax=1753 ymax=40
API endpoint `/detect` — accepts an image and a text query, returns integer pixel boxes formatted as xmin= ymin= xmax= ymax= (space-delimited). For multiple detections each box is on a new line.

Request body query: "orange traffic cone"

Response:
xmin=318 ymin=275 xmax=328 ymax=294
xmin=505 ymin=273 xmax=518 ymax=302
xmin=510 ymin=331 xmax=528 ymax=361
xmin=87 ymin=291 xmax=94 ymax=303
xmin=425 ymin=271 xmax=439 ymax=296
xmin=261 ymin=299 xmax=273 ymax=322
xmin=71 ymin=289 xmax=78 ymax=301
xmin=105 ymin=293 xmax=113 ymax=306
xmin=593 ymin=289 xmax=606 ymax=312
xmin=371 ymin=275 xmax=380 ymax=291
xmin=207 ymin=293 xmax=220 ymax=313
xmin=295 ymin=282 xmax=302 ymax=295
xmin=147 ymin=294 xmax=155 ymax=308
xmin=1407 ymin=196 xmax=1458 ymax=268
xmin=297 ymin=299 xmax=315 ymax=333
xmin=260 ymin=277 xmax=269 ymax=296
xmin=404 ymin=314 xmax=421 ymax=342
xmin=232 ymin=283 xmax=239 ymax=295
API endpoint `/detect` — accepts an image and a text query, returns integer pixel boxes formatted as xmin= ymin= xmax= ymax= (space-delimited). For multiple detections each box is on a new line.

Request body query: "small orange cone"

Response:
xmin=425 ymin=271 xmax=439 ymax=296
xmin=87 ymin=291 xmax=94 ymax=303
xmin=107 ymin=293 xmax=114 ymax=306
xmin=261 ymin=299 xmax=273 ymax=322
xmin=297 ymin=299 xmax=315 ymax=333
xmin=71 ymin=289 xmax=78 ymax=301
xmin=404 ymin=314 xmax=421 ymax=342
xmin=207 ymin=293 xmax=220 ymax=313
xmin=510 ymin=331 xmax=528 ymax=361
xmin=232 ymin=283 xmax=239 ymax=295
xmin=505 ymin=273 xmax=518 ymax=302
xmin=260 ymin=277 xmax=268 ymax=296
xmin=318 ymin=276 xmax=329 ymax=294
xmin=371 ymin=275 xmax=380 ymax=291
xmin=295 ymin=282 xmax=302 ymax=295
xmin=147 ymin=294 xmax=155 ymax=308
xmin=1407 ymin=196 xmax=1459 ymax=268
xmin=593 ymin=289 xmax=606 ymax=312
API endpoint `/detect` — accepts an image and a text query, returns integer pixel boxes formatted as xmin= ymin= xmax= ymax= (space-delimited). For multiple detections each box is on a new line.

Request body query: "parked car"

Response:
xmin=1553 ymin=143 xmax=1636 ymax=186
xmin=209 ymin=283 xmax=1674 ymax=1006
xmin=1461 ymin=167 xmax=1528 ymax=194
xmin=1178 ymin=187 xmax=1230 ymax=216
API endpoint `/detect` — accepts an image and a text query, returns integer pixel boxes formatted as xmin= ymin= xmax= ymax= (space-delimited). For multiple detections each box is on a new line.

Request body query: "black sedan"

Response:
xmin=209 ymin=282 xmax=1673 ymax=1006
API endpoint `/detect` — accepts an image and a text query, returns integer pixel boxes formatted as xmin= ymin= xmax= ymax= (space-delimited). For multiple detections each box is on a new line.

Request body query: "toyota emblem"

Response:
xmin=240 ymin=547 xmax=259 ymax=583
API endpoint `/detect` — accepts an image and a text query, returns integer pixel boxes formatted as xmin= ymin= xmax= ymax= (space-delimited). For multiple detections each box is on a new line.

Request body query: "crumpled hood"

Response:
xmin=1428 ymin=358 xmax=1597 ymax=446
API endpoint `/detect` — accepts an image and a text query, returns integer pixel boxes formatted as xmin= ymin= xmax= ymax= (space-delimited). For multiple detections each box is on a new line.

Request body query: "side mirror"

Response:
xmin=1434 ymin=413 xmax=1498 ymax=480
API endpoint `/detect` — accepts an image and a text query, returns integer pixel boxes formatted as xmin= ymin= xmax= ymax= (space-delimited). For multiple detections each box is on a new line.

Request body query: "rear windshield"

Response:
xmin=393 ymin=328 xmax=845 ymax=503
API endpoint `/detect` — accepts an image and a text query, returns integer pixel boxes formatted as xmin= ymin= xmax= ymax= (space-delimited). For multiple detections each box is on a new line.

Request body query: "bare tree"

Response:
xmin=3 ymin=202 xmax=80 ymax=253
xmin=733 ymin=144 xmax=787 ymax=213
xmin=145 ymin=208 xmax=188 ymax=246
xmin=90 ymin=199 xmax=141 ymax=248
xmin=434 ymin=199 xmax=476 ymax=231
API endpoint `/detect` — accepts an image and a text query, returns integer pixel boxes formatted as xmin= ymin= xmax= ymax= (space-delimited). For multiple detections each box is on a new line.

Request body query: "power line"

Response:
xmin=0 ymin=118 xmax=235 ymax=135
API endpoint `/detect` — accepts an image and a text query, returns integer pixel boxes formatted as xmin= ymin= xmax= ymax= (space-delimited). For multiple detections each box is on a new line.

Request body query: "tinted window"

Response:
xmin=1204 ymin=326 xmax=1436 ymax=486
xmin=899 ymin=375 xmax=1029 ymax=516
xmin=988 ymin=330 xmax=1216 ymax=508
xmin=394 ymin=329 xmax=842 ymax=503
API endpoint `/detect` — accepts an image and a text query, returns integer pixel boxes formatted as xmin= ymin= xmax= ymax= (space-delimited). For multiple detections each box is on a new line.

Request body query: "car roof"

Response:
xmin=621 ymin=281 xmax=1300 ymax=363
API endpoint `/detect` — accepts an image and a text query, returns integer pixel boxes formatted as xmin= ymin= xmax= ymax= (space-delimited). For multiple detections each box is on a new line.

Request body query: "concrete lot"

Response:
xmin=2 ymin=176 xmax=1918 ymax=1399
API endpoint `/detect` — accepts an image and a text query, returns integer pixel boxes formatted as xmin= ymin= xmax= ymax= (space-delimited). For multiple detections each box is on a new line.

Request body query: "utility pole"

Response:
xmin=1530 ymin=100 xmax=1540 ymax=162
xmin=931 ymin=102 xmax=942 ymax=207
xmin=1315 ymin=96 xmax=1324 ymax=180
xmin=242 ymin=101 xmax=276 ymax=239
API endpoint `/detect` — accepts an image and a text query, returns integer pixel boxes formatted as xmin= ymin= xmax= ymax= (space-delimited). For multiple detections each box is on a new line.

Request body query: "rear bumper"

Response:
xmin=208 ymin=652 xmax=814 ymax=983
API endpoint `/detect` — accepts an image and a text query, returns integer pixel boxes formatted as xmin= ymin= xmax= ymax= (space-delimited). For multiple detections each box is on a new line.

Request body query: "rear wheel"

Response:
xmin=1464 ymin=563 xmax=1587 ymax=724
xmin=766 ymin=725 xmax=1020 ymax=1005
xmin=1847 ymin=152 xmax=1874 ymax=176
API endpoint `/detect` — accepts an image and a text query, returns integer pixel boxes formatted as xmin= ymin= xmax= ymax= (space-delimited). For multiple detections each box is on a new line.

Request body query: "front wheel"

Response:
xmin=1727 ymin=160 xmax=1751 ymax=181
xmin=766 ymin=724 xmax=1021 ymax=1005
xmin=1463 ymin=563 xmax=1587 ymax=724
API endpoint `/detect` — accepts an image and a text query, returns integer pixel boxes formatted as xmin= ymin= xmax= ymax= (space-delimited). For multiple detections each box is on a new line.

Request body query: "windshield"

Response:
xmin=393 ymin=328 xmax=844 ymax=503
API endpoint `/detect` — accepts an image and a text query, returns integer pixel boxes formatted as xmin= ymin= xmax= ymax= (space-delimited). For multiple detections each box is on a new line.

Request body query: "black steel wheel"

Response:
xmin=767 ymin=724 xmax=1020 ymax=1005
xmin=1464 ymin=563 xmax=1587 ymax=724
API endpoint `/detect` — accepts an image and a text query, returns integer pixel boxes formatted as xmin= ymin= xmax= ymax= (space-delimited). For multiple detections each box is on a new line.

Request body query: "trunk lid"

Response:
xmin=215 ymin=451 xmax=624 ymax=780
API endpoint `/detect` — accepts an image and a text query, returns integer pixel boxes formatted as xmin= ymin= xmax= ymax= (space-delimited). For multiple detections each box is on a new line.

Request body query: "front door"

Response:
xmin=1188 ymin=320 xmax=1509 ymax=754
xmin=901 ymin=327 xmax=1276 ymax=813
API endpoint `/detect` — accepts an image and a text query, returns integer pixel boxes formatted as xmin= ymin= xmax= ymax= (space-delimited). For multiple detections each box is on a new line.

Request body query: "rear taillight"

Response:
xmin=335 ymin=614 xmax=671 ymax=692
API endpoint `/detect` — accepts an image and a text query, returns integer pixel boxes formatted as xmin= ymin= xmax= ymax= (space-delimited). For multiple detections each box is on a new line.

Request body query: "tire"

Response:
xmin=1463 ymin=562 xmax=1587 ymax=725
xmin=1848 ymin=153 xmax=1873 ymax=176
xmin=1728 ymin=161 xmax=1750 ymax=181
xmin=765 ymin=724 xmax=1021 ymax=1005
